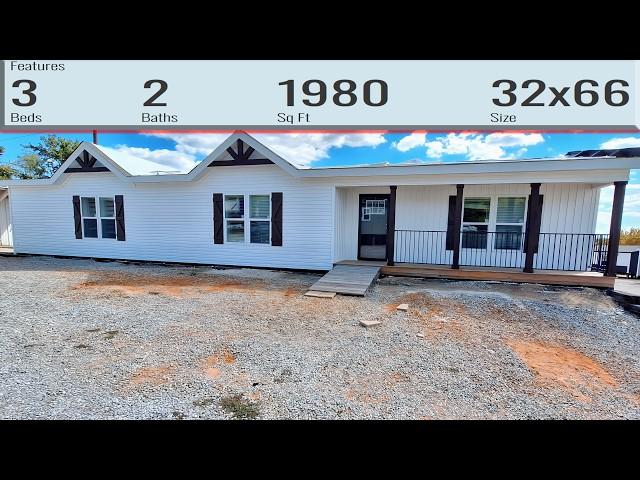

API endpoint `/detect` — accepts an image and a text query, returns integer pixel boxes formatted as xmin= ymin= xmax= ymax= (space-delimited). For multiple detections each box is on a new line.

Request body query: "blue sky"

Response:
xmin=2 ymin=131 xmax=640 ymax=232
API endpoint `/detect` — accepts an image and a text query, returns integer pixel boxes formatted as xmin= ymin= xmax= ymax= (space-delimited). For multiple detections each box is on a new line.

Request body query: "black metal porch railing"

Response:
xmin=394 ymin=230 xmax=610 ymax=271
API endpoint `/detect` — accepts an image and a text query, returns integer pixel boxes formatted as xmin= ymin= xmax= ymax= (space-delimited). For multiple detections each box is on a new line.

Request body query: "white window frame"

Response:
xmin=80 ymin=196 xmax=117 ymax=240
xmin=223 ymin=193 xmax=272 ymax=245
xmin=494 ymin=196 xmax=527 ymax=250
xmin=460 ymin=194 xmax=530 ymax=251
xmin=462 ymin=197 xmax=491 ymax=249
xmin=248 ymin=194 xmax=271 ymax=245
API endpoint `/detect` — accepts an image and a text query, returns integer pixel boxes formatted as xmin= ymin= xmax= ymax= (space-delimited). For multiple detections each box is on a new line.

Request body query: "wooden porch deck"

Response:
xmin=337 ymin=260 xmax=614 ymax=289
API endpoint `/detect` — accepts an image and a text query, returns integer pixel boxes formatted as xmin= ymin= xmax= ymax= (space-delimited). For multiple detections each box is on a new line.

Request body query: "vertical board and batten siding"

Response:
xmin=0 ymin=193 xmax=12 ymax=247
xmin=334 ymin=186 xmax=390 ymax=262
xmin=10 ymin=167 xmax=334 ymax=270
xmin=335 ymin=183 xmax=601 ymax=270
xmin=395 ymin=185 xmax=456 ymax=265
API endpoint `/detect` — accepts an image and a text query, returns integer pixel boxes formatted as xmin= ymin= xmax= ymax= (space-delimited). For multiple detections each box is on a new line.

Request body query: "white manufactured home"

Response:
xmin=2 ymin=132 xmax=639 ymax=288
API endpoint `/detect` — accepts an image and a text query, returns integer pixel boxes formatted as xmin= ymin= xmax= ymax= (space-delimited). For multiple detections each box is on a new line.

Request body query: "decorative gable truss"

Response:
xmin=65 ymin=150 xmax=111 ymax=173
xmin=208 ymin=139 xmax=274 ymax=167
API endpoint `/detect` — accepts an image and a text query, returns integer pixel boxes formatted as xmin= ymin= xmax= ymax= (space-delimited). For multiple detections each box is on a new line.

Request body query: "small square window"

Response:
xmin=101 ymin=219 xmax=117 ymax=239
xmin=225 ymin=195 xmax=244 ymax=218
xmin=250 ymin=221 xmax=270 ymax=244
xmin=250 ymin=195 xmax=270 ymax=219
xmin=496 ymin=197 xmax=525 ymax=223
xmin=83 ymin=218 xmax=98 ymax=238
xmin=100 ymin=197 xmax=115 ymax=218
xmin=494 ymin=225 xmax=522 ymax=250
xmin=81 ymin=197 xmax=96 ymax=217
xmin=226 ymin=220 xmax=245 ymax=242
xmin=462 ymin=224 xmax=488 ymax=249
xmin=463 ymin=198 xmax=490 ymax=223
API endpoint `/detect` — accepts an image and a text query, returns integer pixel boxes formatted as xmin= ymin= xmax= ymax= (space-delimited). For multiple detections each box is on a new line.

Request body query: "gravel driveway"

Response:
xmin=1 ymin=255 xmax=638 ymax=419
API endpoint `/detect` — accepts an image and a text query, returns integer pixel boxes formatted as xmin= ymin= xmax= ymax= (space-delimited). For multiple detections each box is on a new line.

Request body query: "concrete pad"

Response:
xmin=360 ymin=319 xmax=382 ymax=327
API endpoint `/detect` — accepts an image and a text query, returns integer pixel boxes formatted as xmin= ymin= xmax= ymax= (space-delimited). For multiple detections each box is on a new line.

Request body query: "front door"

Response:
xmin=358 ymin=194 xmax=389 ymax=260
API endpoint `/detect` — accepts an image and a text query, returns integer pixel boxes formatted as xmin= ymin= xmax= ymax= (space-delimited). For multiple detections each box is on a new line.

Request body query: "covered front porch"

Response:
xmin=333 ymin=179 xmax=627 ymax=287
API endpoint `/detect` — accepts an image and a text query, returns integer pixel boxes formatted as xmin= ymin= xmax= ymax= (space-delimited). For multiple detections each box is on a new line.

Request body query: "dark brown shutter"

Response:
xmin=445 ymin=195 xmax=456 ymax=250
xmin=213 ymin=193 xmax=224 ymax=244
xmin=115 ymin=195 xmax=126 ymax=241
xmin=73 ymin=195 xmax=82 ymax=239
xmin=271 ymin=192 xmax=283 ymax=246
xmin=523 ymin=194 xmax=544 ymax=253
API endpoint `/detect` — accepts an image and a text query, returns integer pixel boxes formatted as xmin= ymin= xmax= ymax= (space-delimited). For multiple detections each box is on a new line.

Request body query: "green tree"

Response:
xmin=13 ymin=154 xmax=47 ymax=179
xmin=0 ymin=165 xmax=14 ymax=179
xmin=0 ymin=146 xmax=15 ymax=180
xmin=22 ymin=134 xmax=81 ymax=178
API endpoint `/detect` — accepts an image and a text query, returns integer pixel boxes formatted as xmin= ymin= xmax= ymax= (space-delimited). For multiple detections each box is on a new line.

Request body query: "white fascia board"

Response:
xmin=298 ymin=156 xmax=640 ymax=178
xmin=1 ymin=179 xmax=54 ymax=187
xmin=325 ymin=169 xmax=630 ymax=187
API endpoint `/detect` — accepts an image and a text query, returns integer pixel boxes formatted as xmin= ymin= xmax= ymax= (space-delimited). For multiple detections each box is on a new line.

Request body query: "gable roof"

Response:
xmin=187 ymin=132 xmax=302 ymax=179
xmin=2 ymin=132 xmax=640 ymax=186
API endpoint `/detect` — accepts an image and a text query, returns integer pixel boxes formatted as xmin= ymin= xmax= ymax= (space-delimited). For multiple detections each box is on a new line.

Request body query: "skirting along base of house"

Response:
xmin=376 ymin=263 xmax=615 ymax=289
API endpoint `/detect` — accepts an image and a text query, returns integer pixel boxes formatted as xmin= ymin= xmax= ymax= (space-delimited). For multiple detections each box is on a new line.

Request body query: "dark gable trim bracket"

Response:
xmin=65 ymin=167 xmax=111 ymax=173
xmin=208 ymin=139 xmax=273 ymax=167
xmin=209 ymin=159 xmax=273 ymax=167
xmin=65 ymin=150 xmax=110 ymax=173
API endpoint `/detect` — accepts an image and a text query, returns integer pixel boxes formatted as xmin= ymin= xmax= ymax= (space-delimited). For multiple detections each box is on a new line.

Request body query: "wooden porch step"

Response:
xmin=309 ymin=264 xmax=382 ymax=296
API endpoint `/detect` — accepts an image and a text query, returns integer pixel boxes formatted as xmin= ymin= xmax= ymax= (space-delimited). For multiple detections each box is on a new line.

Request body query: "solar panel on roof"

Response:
xmin=564 ymin=147 xmax=640 ymax=158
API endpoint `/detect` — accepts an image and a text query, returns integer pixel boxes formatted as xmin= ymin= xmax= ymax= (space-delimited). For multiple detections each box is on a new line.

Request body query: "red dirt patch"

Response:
xmin=130 ymin=365 xmax=175 ymax=385
xmin=71 ymin=271 xmax=296 ymax=298
xmin=507 ymin=340 xmax=617 ymax=401
xmin=201 ymin=349 xmax=236 ymax=378
xmin=390 ymin=292 xmax=471 ymax=340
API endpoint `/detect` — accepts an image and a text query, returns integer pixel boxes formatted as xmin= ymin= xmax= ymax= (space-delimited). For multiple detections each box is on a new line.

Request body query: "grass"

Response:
xmin=193 ymin=398 xmax=216 ymax=407
xmin=102 ymin=330 xmax=119 ymax=339
xmin=219 ymin=394 xmax=260 ymax=419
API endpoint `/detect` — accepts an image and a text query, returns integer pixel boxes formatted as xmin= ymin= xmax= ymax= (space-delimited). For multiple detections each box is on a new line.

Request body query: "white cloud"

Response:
xmin=148 ymin=132 xmax=387 ymax=167
xmin=99 ymin=145 xmax=197 ymax=175
xmin=484 ymin=133 xmax=544 ymax=147
xmin=600 ymin=137 xmax=640 ymax=149
xmin=394 ymin=132 xmax=427 ymax=152
xmin=424 ymin=133 xmax=544 ymax=160
xmin=147 ymin=133 xmax=229 ymax=157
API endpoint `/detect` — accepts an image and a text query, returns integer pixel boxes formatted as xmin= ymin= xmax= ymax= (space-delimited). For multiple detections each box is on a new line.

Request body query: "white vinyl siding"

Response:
xmin=10 ymin=167 xmax=334 ymax=270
